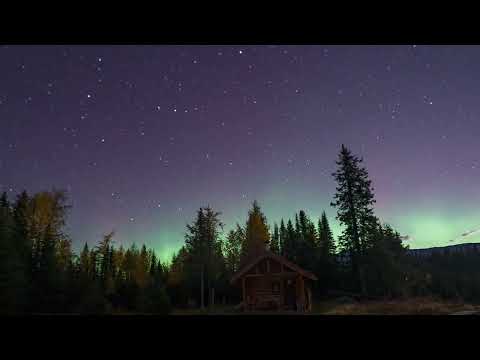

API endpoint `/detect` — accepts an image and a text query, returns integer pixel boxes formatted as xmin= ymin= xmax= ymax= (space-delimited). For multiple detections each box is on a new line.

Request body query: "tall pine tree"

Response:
xmin=184 ymin=206 xmax=224 ymax=309
xmin=331 ymin=144 xmax=377 ymax=295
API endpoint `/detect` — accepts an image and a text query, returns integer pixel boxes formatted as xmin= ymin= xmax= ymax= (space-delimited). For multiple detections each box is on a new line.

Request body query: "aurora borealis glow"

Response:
xmin=2 ymin=45 xmax=480 ymax=261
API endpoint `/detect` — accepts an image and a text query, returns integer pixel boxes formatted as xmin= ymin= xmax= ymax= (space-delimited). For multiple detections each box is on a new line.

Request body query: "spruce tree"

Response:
xmin=150 ymin=251 xmax=158 ymax=278
xmin=279 ymin=219 xmax=287 ymax=256
xmin=96 ymin=231 xmax=114 ymax=287
xmin=284 ymin=219 xmax=296 ymax=262
xmin=79 ymin=243 xmax=90 ymax=279
xmin=294 ymin=213 xmax=301 ymax=239
xmin=298 ymin=210 xmax=309 ymax=238
xmin=185 ymin=206 xmax=223 ymax=309
xmin=224 ymin=224 xmax=244 ymax=275
xmin=270 ymin=223 xmax=280 ymax=254
xmin=293 ymin=210 xmax=317 ymax=270
xmin=0 ymin=192 xmax=29 ymax=313
xmin=36 ymin=223 xmax=59 ymax=312
xmin=316 ymin=211 xmax=337 ymax=295
xmin=318 ymin=211 xmax=336 ymax=257
xmin=13 ymin=191 xmax=31 ymax=278
xmin=331 ymin=144 xmax=377 ymax=295
xmin=0 ymin=192 xmax=17 ymax=313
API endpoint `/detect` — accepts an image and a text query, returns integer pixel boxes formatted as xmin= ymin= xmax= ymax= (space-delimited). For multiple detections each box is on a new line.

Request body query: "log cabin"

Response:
xmin=230 ymin=250 xmax=318 ymax=312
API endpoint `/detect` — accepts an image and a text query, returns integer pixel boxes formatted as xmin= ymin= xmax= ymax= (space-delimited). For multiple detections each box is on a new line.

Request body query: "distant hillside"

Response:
xmin=407 ymin=243 xmax=480 ymax=257
xmin=335 ymin=242 xmax=480 ymax=263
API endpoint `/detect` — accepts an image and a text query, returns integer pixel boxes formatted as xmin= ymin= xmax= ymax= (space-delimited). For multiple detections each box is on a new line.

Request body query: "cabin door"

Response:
xmin=284 ymin=279 xmax=296 ymax=310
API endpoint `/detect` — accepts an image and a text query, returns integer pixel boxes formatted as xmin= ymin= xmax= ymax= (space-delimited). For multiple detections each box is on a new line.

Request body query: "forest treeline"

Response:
xmin=2 ymin=144 xmax=480 ymax=314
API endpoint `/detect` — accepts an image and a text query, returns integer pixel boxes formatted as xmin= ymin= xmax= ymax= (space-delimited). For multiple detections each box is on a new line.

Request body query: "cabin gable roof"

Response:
xmin=230 ymin=250 xmax=318 ymax=284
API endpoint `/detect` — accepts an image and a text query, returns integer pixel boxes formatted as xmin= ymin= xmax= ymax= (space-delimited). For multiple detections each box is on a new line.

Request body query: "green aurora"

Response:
xmin=126 ymin=187 xmax=480 ymax=263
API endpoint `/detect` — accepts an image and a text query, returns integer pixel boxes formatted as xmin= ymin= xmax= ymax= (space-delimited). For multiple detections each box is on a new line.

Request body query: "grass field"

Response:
xmin=311 ymin=297 xmax=479 ymax=315
xmin=171 ymin=297 xmax=480 ymax=315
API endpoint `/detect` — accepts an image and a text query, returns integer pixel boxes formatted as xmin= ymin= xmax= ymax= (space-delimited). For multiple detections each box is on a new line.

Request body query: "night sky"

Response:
xmin=2 ymin=45 xmax=480 ymax=260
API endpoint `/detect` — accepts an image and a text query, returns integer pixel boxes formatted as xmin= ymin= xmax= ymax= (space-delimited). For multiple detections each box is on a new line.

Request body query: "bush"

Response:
xmin=145 ymin=284 xmax=171 ymax=315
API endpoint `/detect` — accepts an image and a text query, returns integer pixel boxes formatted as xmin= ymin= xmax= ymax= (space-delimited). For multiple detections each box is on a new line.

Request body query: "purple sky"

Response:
xmin=2 ymin=45 xmax=480 ymax=260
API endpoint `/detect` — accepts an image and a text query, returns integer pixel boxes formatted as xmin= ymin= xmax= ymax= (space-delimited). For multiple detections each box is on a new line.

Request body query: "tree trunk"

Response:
xmin=359 ymin=265 xmax=367 ymax=296
xmin=207 ymin=277 xmax=212 ymax=311
xmin=200 ymin=265 xmax=204 ymax=310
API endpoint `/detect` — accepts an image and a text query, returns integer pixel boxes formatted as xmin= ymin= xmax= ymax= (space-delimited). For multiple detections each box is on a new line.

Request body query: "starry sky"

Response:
xmin=2 ymin=45 xmax=480 ymax=260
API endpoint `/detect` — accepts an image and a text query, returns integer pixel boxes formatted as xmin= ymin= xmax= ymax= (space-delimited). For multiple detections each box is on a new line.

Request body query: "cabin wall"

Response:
xmin=258 ymin=259 xmax=267 ymax=273
xmin=236 ymin=256 xmax=316 ymax=311
xmin=270 ymin=260 xmax=281 ymax=273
